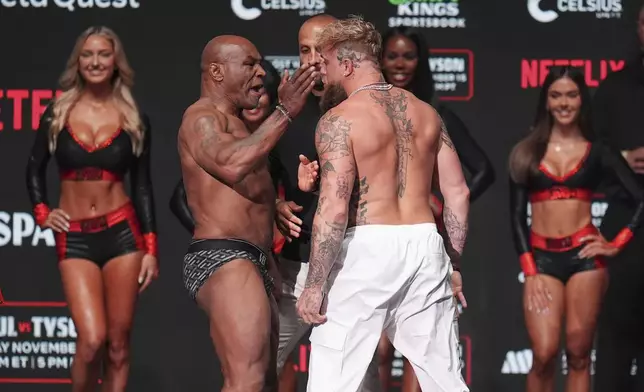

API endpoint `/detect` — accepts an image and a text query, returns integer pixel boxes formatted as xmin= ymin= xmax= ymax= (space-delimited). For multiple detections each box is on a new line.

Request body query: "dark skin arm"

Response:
xmin=185 ymin=109 xmax=291 ymax=185
xmin=169 ymin=178 xmax=195 ymax=234
xmin=184 ymin=63 xmax=318 ymax=184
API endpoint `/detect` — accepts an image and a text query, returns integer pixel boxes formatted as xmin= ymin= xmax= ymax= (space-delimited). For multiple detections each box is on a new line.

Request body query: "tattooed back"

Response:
xmin=177 ymin=99 xmax=276 ymax=251
xmin=323 ymin=87 xmax=443 ymax=227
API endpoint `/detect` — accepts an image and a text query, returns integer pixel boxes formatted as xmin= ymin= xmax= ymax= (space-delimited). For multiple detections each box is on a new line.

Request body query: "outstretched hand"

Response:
xmin=298 ymin=154 xmax=319 ymax=192
xmin=277 ymin=63 xmax=318 ymax=118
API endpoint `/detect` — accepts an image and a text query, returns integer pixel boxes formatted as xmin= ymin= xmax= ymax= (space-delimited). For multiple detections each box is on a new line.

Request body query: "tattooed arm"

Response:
xmin=435 ymin=115 xmax=470 ymax=267
xmin=183 ymin=108 xmax=290 ymax=185
xmin=305 ymin=111 xmax=356 ymax=290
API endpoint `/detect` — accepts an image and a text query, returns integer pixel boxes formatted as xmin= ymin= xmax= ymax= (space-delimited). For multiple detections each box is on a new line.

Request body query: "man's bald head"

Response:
xmin=200 ymin=35 xmax=265 ymax=110
xmin=299 ymin=14 xmax=337 ymax=36
xmin=299 ymin=14 xmax=337 ymax=92
xmin=201 ymin=35 xmax=259 ymax=72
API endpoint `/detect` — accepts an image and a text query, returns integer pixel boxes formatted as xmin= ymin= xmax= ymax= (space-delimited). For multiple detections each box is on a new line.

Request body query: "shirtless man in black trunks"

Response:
xmin=177 ymin=35 xmax=317 ymax=391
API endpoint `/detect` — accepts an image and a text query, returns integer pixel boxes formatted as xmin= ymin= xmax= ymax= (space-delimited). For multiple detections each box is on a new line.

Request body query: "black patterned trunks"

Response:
xmin=183 ymin=238 xmax=274 ymax=301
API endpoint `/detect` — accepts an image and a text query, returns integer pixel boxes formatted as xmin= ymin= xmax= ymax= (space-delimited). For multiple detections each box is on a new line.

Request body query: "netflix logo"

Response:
xmin=0 ymin=89 xmax=62 ymax=132
xmin=520 ymin=59 xmax=625 ymax=89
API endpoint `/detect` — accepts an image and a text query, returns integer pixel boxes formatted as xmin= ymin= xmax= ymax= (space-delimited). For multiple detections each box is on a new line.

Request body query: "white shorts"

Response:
xmin=307 ymin=223 xmax=468 ymax=392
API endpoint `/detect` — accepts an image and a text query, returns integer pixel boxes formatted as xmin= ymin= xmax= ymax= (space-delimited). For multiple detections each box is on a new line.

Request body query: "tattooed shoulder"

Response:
xmin=315 ymin=111 xmax=353 ymax=164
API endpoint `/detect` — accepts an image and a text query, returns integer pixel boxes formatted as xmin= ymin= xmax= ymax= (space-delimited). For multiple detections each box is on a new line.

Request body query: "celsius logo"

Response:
xmin=0 ymin=0 xmax=140 ymax=11
xmin=527 ymin=0 xmax=622 ymax=23
xmin=231 ymin=0 xmax=326 ymax=21
xmin=527 ymin=0 xmax=558 ymax=22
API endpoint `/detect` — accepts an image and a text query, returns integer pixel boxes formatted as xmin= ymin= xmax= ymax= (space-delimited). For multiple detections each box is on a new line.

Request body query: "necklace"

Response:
xmin=348 ymin=82 xmax=393 ymax=98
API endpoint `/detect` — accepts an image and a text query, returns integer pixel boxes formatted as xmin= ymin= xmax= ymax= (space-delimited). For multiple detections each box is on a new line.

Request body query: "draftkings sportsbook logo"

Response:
xmin=527 ymin=0 xmax=622 ymax=23
xmin=231 ymin=0 xmax=326 ymax=21
xmin=388 ymin=0 xmax=465 ymax=29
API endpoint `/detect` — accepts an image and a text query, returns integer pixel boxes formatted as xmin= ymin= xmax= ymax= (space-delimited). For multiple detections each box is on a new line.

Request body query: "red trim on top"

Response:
xmin=60 ymin=168 xmax=122 ymax=182
xmin=539 ymin=142 xmax=592 ymax=182
xmin=66 ymin=125 xmax=122 ymax=153
xmin=530 ymin=223 xmax=598 ymax=252
xmin=529 ymin=187 xmax=592 ymax=203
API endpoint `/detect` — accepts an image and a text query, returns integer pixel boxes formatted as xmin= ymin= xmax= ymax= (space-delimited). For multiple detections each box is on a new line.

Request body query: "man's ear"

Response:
xmin=342 ymin=58 xmax=355 ymax=78
xmin=210 ymin=63 xmax=224 ymax=82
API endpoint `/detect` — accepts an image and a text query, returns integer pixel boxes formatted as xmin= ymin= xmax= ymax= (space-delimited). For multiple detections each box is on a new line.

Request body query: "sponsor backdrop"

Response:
xmin=0 ymin=0 xmax=640 ymax=391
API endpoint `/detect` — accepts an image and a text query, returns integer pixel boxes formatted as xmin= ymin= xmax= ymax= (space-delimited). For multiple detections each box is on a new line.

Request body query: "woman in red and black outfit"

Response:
xmin=26 ymin=26 xmax=158 ymax=391
xmin=509 ymin=66 xmax=644 ymax=392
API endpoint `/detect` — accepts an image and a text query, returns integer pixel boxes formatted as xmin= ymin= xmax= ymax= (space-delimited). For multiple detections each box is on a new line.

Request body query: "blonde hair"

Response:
xmin=315 ymin=15 xmax=382 ymax=66
xmin=50 ymin=26 xmax=144 ymax=155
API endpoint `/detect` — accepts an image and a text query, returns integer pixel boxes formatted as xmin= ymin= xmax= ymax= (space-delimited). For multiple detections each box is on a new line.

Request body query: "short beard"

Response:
xmin=319 ymin=83 xmax=348 ymax=114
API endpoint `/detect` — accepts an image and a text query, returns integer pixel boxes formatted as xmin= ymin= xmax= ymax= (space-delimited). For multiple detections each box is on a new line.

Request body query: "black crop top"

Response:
xmin=26 ymin=104 xmax=158 ymax=255
xmin=510 ymin=141 xmax=644 ymax=260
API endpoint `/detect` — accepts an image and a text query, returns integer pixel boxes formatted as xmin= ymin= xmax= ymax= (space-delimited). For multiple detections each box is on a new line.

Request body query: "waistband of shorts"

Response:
xmin=67 ymin=202 xmax=136 ymax=233
xmin=346 ymin=223 xmax=438 ymax=239
xmin=187 ymin=238 xmax=267 ymax=260
xmin=531 ymin=223 xmax=598 ymax=252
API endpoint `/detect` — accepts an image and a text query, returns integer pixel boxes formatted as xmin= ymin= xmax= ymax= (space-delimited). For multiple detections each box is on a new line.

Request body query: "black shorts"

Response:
xmin=531 ymin=223 xmax=606 ymax=284
xmin=182 ymin=238 xmax=274 ymax=301
xmin=55 ymin=203 xmax=144 ymax=268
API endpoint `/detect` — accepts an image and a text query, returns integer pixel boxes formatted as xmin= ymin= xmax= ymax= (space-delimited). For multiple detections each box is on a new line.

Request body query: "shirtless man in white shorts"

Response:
xmin=296 ymin=16 xmax=470 ymax=392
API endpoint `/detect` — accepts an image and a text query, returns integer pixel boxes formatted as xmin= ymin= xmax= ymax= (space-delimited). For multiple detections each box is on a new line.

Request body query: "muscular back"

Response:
xmin=177 ymin=99 xmax=275 ymax=251
xmin=332 ymin=88 xmax=442 ymax=227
